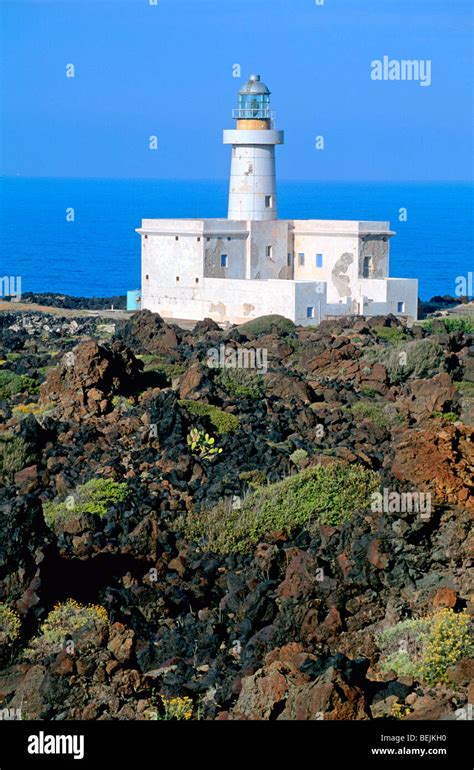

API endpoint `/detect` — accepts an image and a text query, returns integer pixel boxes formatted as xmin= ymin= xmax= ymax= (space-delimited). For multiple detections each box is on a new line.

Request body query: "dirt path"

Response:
xmin=0 ymin=301 xmax=199 ymax=329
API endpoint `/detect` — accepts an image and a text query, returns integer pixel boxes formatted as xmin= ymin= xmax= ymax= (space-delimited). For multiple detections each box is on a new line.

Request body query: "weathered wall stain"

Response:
xmin=332 ymin=252 xmax=354 ymax=297
xmin=359 ymin=235 xmax=389 ymax=278
xmin=209 ymin=301 xmax=226 ymax=316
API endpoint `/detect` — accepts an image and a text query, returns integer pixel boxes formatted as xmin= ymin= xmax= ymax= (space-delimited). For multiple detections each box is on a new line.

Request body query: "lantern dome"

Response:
xmin=236 ymin=74 xmax=271 ymax=120
xmin=238 ymin=74 xmax=270 ymax=96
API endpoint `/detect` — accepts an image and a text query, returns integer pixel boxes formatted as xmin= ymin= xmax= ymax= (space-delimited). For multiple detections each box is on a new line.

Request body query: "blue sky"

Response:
xmin=1 ymin=0 xmax=472 ymax=180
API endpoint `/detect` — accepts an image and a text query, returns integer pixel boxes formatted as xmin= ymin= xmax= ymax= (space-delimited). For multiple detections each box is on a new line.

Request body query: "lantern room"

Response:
xmin=234 ymin=74 xmax=271 ymax=124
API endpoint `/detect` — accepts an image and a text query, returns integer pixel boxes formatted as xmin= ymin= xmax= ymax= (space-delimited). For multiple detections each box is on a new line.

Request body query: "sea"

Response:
xmin=0 ymin=178 xmax=472 ymax=301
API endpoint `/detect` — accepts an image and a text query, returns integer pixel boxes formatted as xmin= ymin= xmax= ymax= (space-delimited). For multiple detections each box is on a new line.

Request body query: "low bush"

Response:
xmin=179 ymin=400 xmax=240 ymax=434
xmin=155 ymin=696 xmax=193 ymax=721
xmin=0 ymin=371 xmax=40 ymax=401
xmin=373 ymin=326 xmax=408 ymax=343
xmin=0 ymin=433 xmax=33 ymax=479
xmin=289 ymin=448 xmax=308 ymax=466
xmin=422 ymin=317 xmax=474 ymax=335
xmin=180 ymin=463 xmax=379 ymax=553
xmin=350 ymin=401 xmax=403 ymax=431
xmin=0 ymin=604 xmax=21 ymax=645
xmin=377 ymin=609 xmax=473 ymax=685
xmin=363 ymin=339 xmax=444 ymax=384
xmin=456 ymin=381 xmax=474 ymax=398
xmin=43 ymin=478 xmax=130 ymax=527
xmin=215 ymin=367 xmax=265 ymax=399
xmin=23 ymin=599 xmax=108 ymax=662
xmin=431 ymin=411 xmax=459 ymax=423
xmin=138 ymin=355 xmax=187 ymax=378
xmin=237 ymin=314 xmax=296 ymax=338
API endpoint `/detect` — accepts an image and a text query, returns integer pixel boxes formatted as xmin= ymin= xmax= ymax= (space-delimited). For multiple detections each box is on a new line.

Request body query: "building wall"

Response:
xmin=204 ymin=234 xmax=247 ymax=279
xmin=358 ymin=278 xmax=418 ymax=319
xmin=292 ymin=230 xmax=359 ymax=304
xmin=248 ymin=220 xmax=292 ymax=280
xmin=141 ymin=274 xmax=327 ymax=326
xmin=291 ymin=220 xmax=393 ymax=307
xmin=138 ymin=217 xmax=417 ymax=323
xmin=141 ymin=220 xmax=205 ymax=313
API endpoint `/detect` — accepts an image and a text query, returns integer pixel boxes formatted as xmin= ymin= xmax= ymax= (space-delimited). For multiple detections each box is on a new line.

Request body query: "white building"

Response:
xmin=137 ymin=75 xmax=418 ymax=326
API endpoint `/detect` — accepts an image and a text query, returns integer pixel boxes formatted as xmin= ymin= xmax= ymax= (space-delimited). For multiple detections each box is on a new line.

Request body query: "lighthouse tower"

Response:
xmin=223 ymin=74 xmax=284 ymax=221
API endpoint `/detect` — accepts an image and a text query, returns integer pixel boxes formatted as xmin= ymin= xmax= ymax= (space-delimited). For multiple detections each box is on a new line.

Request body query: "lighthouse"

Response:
xmin=223 ymin=74 xmax=284 ymax=221
xmin=138 ymin=72 xmax=418 ymax=326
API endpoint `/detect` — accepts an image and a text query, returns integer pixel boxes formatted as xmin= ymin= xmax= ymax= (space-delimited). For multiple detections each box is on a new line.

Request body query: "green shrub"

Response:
xmin=431 ymin=411 xmax=459 ymax=423
xmin=0 ymin=371 xmax=40 ymax=401
xmin=373 ymin=326 xmax=408 ymax=343
xmin=237 ymin=314 xmax=296 ymax=337
xmin=43 ymin=478 xmax=130 ymax=527
xmin=111 ymin=395 xmax=134 ymax=411
xmin=216 ymin=367 xmax=265 ymax=399
xmin=359 ymin=386 xmax=377 ymax=398
xmin=139 ymin=355 xmax=187 ymax=378
xmin=422 ymin=317 xmax=474 ymax=335
xmin=23 ymin=599 xmax=108 ymax=662
xmin=363 ymin=339 xmax=444 ymax=384
xmin=0 ymin=433 xmax=33 ymax=479
xmin=351 ymin=401 xmax=403 ymax=431
xmin=420 ymin=609 xmax=473 ymax=685
xmin=179 ymin=400 xmax=240 ymax=434
xmin=0 ymin=604 xmax=21 ymax=645
xmin=377 ymin=617 xmax=431 ymax=679
xmin=456 ymin=381 xmax=474 ymax=398
xmin=289 ymin=448 xmax=308 ymax=466
xmin=238 ymin=470 xmax=267 ymax=488
xmin=180 ymin=463 xmax=380 ymax=553
xmin=377 ymin=609 xmax=473 ymax=685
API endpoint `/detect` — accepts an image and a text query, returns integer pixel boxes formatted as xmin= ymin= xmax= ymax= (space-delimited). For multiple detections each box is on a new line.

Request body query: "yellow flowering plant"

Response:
xmin=155 ymin=695 xmax=193 ymax=721
xmin=23 ymin=598 xmax=108 ymax=662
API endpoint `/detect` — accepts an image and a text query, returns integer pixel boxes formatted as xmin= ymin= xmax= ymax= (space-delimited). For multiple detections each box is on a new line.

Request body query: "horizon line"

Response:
xmin=1 ymin=176 xmax=473 ymax=184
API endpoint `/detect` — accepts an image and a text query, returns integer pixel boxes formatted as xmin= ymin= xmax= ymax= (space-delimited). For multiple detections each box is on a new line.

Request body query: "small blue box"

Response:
xmin=127 ymin=289 xmax=141 ymax=311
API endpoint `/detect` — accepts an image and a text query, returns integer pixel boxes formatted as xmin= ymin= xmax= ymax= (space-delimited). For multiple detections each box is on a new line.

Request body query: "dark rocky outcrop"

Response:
xmin=0 ymin=308 xmax=472 ymax=721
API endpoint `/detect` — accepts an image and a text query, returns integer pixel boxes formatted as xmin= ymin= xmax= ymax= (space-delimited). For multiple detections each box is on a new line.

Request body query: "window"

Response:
xmin=397 ymin=301 xmax=405 ymax=313
xmin=362 ymin=256 xmax=373 ymax=278
xmin=175 ymin=236 xmax=179 ymax=241
xmin=227 ymin=237 xmax=231 ymax=241
xmin=287 ymin=253 xmax=292 ymax=266
xmin=306 ymin=306 xmax=315 ymax=319
xmin=265 ymin=195 xmax=273 ymax=208
xmin=298 ymin=253 xmax=305 ymax=266
xmin=316 ymin=253 xmax=323 ymax=268
xmin=195 ymin=278 xmax=199 ymax=284
xmin=144 ymin=235 xmax=148 ymax=240
xmin=266 ymin=245 xmax=272 ymax=258
xmin=207 ymin=237 xmax=210 ymax=242
xmin=197 ymin=237 xmax=201 ymax=242
xmin=221 ymin=254 xmax=228 ymax=268
xmin=145 ymin=274 xmax=149 ymax=280
xmin=176 ymin=276 xmax=180 ymax=282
